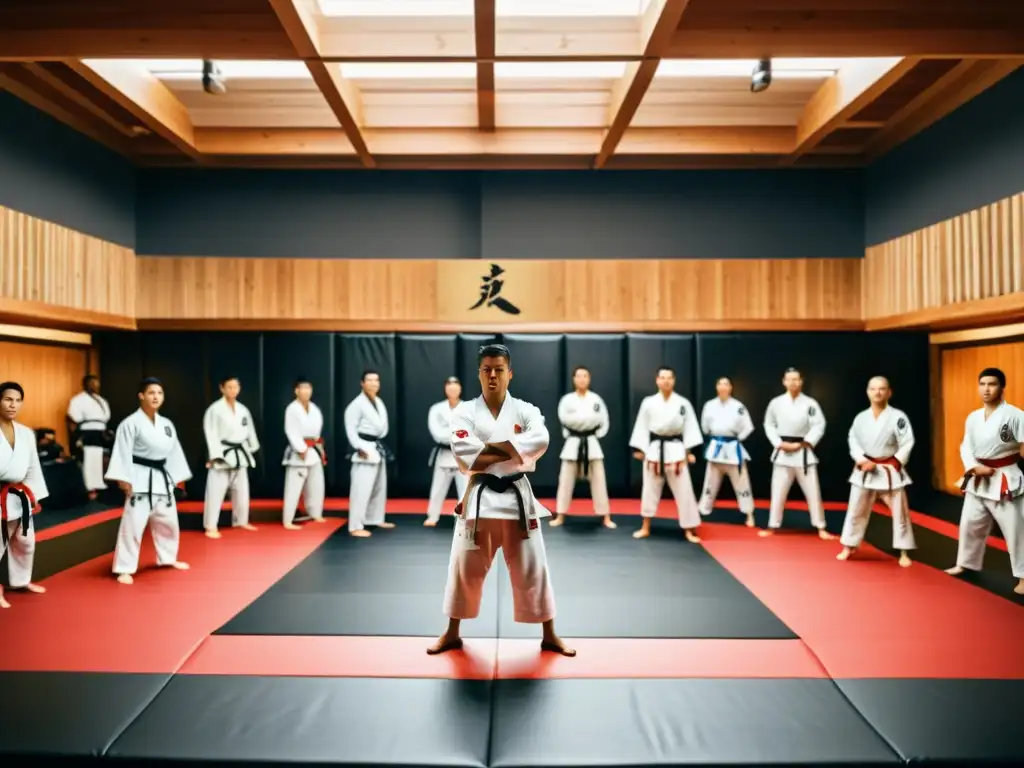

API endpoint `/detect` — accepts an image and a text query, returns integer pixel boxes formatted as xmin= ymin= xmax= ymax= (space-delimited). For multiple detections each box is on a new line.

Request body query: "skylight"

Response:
xmin=656 ymin=59 xmax=845 ymax=79
xmin=496 ymin=0 xmax=649 ymax=16
xmin=318 ymin=0 xmax=473 ymax=16
xmin=127 ymin=59 xmax=312 ymax=80
xmin=339 ymin=62 xmax=478 ymax=79
xmin=495 ymin=61 xmax=629 ymax=79
xmin=317 ymin=0 xmax=650 ymax=16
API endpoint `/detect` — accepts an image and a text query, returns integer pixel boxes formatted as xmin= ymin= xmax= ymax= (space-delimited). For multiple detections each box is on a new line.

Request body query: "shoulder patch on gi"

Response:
xmin=737 ymin=406 xmax=745 ymax=415
xmin=1000 ymin=421 xmax=1014 ymax=443
xmin=514 ymin=424 xmax=523 ymax=434
xmin=164 ymin=425 xmax=173 ymax=437
xmin=896 ymin=417 xmax=907 ymax=431
xmin=680 ymin=405 xmax=686 ymax=415
xmin=808 ymin=406 xmax=816 ymax=416
xmin=242 ymin=416 xmax=248 ymax=426
xmin=454 ymin=429 xmax=469 ymax=439
xmin=593 ymin=402 xmax=600 ymax=412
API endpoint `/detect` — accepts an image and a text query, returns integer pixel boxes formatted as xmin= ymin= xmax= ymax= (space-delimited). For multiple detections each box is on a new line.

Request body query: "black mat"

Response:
xmin=107 ymin=675 xmax=491 ymax=767
xmin=835 ymin=679 xmax=1024 ymax=765
xmin=489 ymin=678 xmax=901 ymax=767
xmin=0 ymin=672 xmax=171 ymax=758
xmin=216 ymin=516 xmax=795 ymax=639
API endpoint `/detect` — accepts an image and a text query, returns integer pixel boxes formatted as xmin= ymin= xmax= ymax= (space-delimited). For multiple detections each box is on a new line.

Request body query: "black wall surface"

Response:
xmin=0 ymin=92 xmax=136 ymax=248
xmin=135 ymin=168 xmax=865 ymax=259
xmin=95 ymin=330 xmax=930 ymax=508
xmin=865 ymin=67 xmax=1024 ymax=245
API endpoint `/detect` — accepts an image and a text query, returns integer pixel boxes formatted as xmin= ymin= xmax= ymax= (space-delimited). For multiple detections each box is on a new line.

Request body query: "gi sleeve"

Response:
xmin=67 ymin=395 xmax=83 ymax=424
xmin=628 ymin=399 xmax=650 ymax=453
xmin=737 ymin=405 xmax=755 ymax=442
xmin=203 ymin=404 xmax=224 ymax=462
xmin=557 ymin=394 xmax=572 ymax=439
xmin=245 ymin=406 xmax=261 ymax=454
xmin=805 ymin=399 xmax=826 ymax=447
xmin=848 ymin=416 xmax=866 ymax=462
xmin=344 ymin=401 xmax=375 ymax=455
xmin=165 ymin=427 xmax=193 ymax=485
xmin=450 ymin=404 xmax=484 ymax=471
xmin=1012 ymin=408 xmax=1024 ymax=446
xmin=595 ymin=395 xmax=610 ymax=440
xmin=24 ymin=435 xmax=50 ymax=503
xmin=959 ymin=414 xmax=976 ymax=473
xmin=509 ymin=402 xmax=549 ymax=464
xmin=682 ymin=399 xmax=704 ymax=451
xmin=104 ymin=417 xmax=137 ymax=484
xmin=428 ymin=405 xmax=450 ymax=444
xmin=894 ymin=413 xmax=915 ymax=466
xmin=378 ymin=402 xmax=389 ymax=440
xmin=284 ymin=404 xmax=308 ymax=454
xmin=763 ymin=399 xmax=781 ymax=449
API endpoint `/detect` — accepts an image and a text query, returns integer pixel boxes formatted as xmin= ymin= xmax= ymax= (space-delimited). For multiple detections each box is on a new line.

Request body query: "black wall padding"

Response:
xmin=396 ymin=335 xmax=458 ymax=498
xmin=502 ymin=334 xmax=565 ymax=491
xmin=334 ymin=334 xmax=398 ymax=497
xmin=262 ymin=332 xmax=336 ymax=497
xmin=97 ymin=330 xmax=931 ymax=506
xmin=563 ymin=334 xmax=629 ymax=496
xmin=625 ymin=334 xmax=697 ymax=492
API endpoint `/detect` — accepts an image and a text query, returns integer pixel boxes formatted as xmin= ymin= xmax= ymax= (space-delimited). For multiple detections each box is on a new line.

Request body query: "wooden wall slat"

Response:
xmin=0 ymin=204 xmax=136 ymax=325
xmin=863 ymin=191 xmax=1024 ymax=320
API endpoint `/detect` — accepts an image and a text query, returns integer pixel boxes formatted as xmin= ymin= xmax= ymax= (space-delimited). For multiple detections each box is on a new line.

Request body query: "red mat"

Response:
xmin=0 ymin=519 xmax=343 ymax=673
xmin=701 ymin=526 xmax=1024 ymax=679
xmin=179 ymin=635 xmax=825 ymax=680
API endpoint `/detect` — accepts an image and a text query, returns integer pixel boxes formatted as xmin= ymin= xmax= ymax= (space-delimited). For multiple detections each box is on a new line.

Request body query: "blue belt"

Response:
xmin=709 ymin=435 xmax=744 ymax=473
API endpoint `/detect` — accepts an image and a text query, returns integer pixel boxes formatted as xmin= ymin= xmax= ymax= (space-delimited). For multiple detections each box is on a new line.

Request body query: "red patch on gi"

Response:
xmin=514 ymin=424 xmax=523 ymax=434
xmin=529 ymin=518 xmax=538 ymax=530
xmin=455 ymin=430 xmax=469 ymax=439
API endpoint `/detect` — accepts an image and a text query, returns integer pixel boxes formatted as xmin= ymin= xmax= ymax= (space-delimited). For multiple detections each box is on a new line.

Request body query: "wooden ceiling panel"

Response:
xmin=849 ymin=58 xmax=962 ymax=123
xmin=317 ymin=14 xmax=477 ymax=59
xmin=362 ymin=92 xmax=479 ymax=128
xmin=494 ymin=15 xmax=642 ymax=58
xmin=164 ymin=77 xmax=337 ymax=128
xmin=496 ymin=92 xmax=611 ymax=129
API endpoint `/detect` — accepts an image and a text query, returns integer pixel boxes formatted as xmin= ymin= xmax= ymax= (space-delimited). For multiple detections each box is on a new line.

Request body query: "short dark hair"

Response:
xmin=138 ymin=377 xmax=162 ymax=394
xmin=295 ymin=377 xmax=312 ymax=387
xmin=572 ymin=365 xmax=589 ymax=376
xmin=0 ymin=381 xmax=24 ymax=400
xmin=657 ymin=365 xmax=675 ymax=376
xmin=362 ymin=369 xmax=380 ymax=381
xmin=82 ymin=374 xmax=98 ymax=389
xmin=478 ymin=343 xmax=511 ymax=365
xmin=980 ymin=367 xmax=1006 ymax=388
xmin=716 ymin=376 xmax=733 ymax=386
xmin=219 ymin=375 xmax=240 ymax=386
xmin=445 ymin=376 xmax=461 ymax=385
xmin=784 ymin=367 xmax=801 ymax=376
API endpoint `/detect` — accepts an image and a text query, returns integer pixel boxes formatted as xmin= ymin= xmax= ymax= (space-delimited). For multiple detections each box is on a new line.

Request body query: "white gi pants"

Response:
xmin=840 ymin=486 xmax=916 ymax=550
xmin=555 ymin=459 xmax=610 ymax=516
xmin=426 ymin=465 xmax=468 ymax=524
xmin=2 ymin=519 xmax=36 ymax=587
xmin=203 ymin=466 xmax=251 ymax=530
xmin=81 ymin=445 xmax=106 ymax=492
xmin=444 ymin=517 xmax=555 ymax=623
xmin=956 ymin=494 xmax=1024 ymax=578
xmin=112 ymin=494 xmax=180 ymax=575
xmin=641 ymin=462 xmax=701 ymax=529
xmin=768 ymin=465 xmax=826 ymax=529
xmin=349 ymin=462 xmax=387 ymax=532
xmin=699 ymin=462 xmax=754 ymax=516
xmin=282 ymin=463 xmax=325 ymax=525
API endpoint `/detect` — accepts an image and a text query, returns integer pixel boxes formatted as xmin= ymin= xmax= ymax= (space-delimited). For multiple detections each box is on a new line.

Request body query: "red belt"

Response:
xmin=0 ymin=481 xmax=37 ymax=547
xmin=962 ymin=453 xmax=1020 ymax=499
xmin=863 ymin=455 xmax=903 ymax=491
xmin=304 ymin=437 xmax=327 ymax=465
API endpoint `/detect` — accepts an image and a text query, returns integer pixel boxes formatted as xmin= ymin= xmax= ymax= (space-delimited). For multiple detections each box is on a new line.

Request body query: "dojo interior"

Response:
xmin=1 ymin=1 xmax=1024 ymax=766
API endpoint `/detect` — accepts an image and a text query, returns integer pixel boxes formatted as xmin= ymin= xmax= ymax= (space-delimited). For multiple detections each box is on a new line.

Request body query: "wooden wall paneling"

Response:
xmin=0 ymin=339 xmax=92 ymax=449
xmin=863 ymin=192 xmax=1024 ymax=329
xmin=936 ymin=338 xmax=1024 ymax=494
xmin=135 ymin=257 xmax=864 ymax=331
xmin=0 ymin=204 xmax=136 ymax=329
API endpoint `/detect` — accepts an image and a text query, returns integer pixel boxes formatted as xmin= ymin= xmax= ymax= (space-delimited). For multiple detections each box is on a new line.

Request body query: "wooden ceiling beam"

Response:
xmin=595 ymin=0 xmax=693 ymax=169
xmin=785 ymin=57 xmax=917 ymax=163
xmin=474 ymin=0 xmax=496 ymax=132
xmin=267 ymin=0 xmax=374 ymax=168
xmin=65 ymin=59 xmax=200 ymax=159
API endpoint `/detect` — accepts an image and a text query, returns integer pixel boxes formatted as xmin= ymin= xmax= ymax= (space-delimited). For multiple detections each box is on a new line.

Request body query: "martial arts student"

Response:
xmin=945 ymin=367 xmax=1024 ymax=595
xmin=344 ymin=370 xmax=395 ymax=537
xmin=202 ymin=376 xmax=260 ymax=538
xmin=760 ymin=368 xmax=833 ymax=540
xmin=837 ymin=376 xmax=916 ymax=567
xmin=0 ymin=382 xmax=49 ymax=608
xmin=105 ymin=378 xmax=191 ymax=585
xmin=424 ymin=376 xmax=467 ymax=527
xmin=629 ymin=366 xmax=703 ymax=542
xmin=551 ymin=365 xmax=613 ymax=528
xmin=698 ymin=376 xmax=756 ymax=526
xmin=282 ymin=377 xmax=327 ymax=530
xmin=67 ymin=374 xmax=111 ymax=500
xmin=427 ymin=343 xmax=574 ymax=658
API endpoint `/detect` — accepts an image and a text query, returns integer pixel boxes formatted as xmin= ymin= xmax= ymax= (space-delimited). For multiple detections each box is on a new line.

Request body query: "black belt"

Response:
xmin=428 ymin=442 xmax=451 ymax=468
xmin=772 ymin=435 xmax=809 ymax=473
xmin=708 ymin=435 xmax=745 ymax=474
xmin=132 ymin=455 xmax=175 ymax=509
xmin=353 ymin=431 xmax=394 ymax=463
xmin=648 ymin=432 xmax=683 ymax=475
xmin=567 ymin=427 xmax=599 ymax=476
xmin=0 ymin=483 xmax=34 ymax=549
xmin=80 ymin=430 xmax=106 ymax=448
xmin=220 ymin=440 xmax=255 ymax=469
xmin=459 ymin=472 xmax=528 ymax=545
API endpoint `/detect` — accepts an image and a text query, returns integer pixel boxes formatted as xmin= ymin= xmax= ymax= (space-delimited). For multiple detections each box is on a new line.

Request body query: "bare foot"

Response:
xmin=549 ymin=515 xmax=564 ymax=527
xmin=944 ymin=566 xmax=964 ymax=576
xmin=88 ymin=491 xmax=98 ymax=501
xmin=240 ymin=524 xmax=258 ymax=531
xmin=898 ymin=552 xmax=912 ymax=568
xmin=603 ymin=516 xmax=617 ymax=529
xmin=423 ymin=519 xmax=437 ymax=527
xmin=378 ymin=521 xmax=396 ymax=529
xmin=1014 ymin=579 xmax=1024 ymax=595
xmin=632 ymin=528 xmax=649 ymax=539
xmin=684 ymin=530 xmax=701 ymax=543
xmin=745 ymin=514 xmax=755 ymax=528
xmin=312 ymin=517 xmax=327 ymax=524
xmin=24 ymin=583 xmax=46 ymax=594
xmin=168 ymin=561 xmax=190 ymax=570
xmin=284 ymin=523 xmax=302 ymax=530
xmin=117 ymin=574 xmax=134 ymax=585
xmin=836 ymin=546 xmax=853 ymax=561
xmin=205 ymin=529 xmax=221 ymax=539
xmin=758 ymin=529 xmax=774 ymax=538
xmin=426 ymin=635 xmax=463 ymax=655
xmin=0 ymin=595 xmax=9 ymax=609
xmin=350 ymin=529 xmax=372 ymax=538
xmin=817 ymin=529 xmax=835 ymax=541
xmin=540 ymin=635 xmax=577 ymax=657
